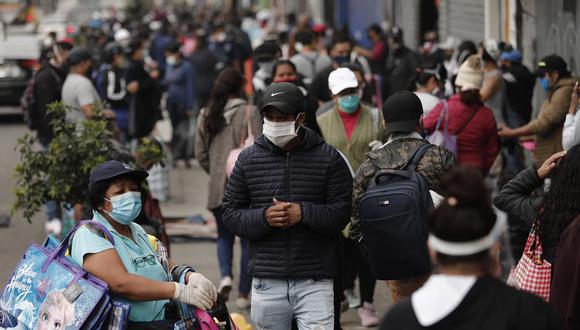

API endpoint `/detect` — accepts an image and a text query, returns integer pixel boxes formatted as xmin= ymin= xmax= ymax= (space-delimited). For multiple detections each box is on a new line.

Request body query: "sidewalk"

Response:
xmin=160 ymin=161 xmax=391 ymax=329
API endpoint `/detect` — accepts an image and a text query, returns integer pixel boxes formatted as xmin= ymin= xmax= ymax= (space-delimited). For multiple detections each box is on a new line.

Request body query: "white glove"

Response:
xmin=173 ymin=283 xmax=213 ymax=310
xmin=187 ymin=272 xmax=218 ymax=303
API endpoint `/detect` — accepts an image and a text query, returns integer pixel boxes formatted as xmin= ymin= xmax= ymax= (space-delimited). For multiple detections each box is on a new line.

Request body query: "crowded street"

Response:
xmin=0 ymin=0 xmax=579 ymax=329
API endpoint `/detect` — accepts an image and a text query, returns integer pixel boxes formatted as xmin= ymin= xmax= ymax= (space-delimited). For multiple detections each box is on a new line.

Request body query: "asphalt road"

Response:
xmin=0 ymin=111 xmax=390 ymax=329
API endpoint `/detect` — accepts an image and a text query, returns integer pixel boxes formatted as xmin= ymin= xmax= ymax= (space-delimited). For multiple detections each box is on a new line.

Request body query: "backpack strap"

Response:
xmin=405 ymin=143 xmax=433 ymax=172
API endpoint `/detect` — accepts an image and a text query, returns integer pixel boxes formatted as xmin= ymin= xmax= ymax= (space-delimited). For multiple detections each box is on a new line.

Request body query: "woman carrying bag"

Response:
xmin=73 ymin=160 xmax=218 ymax=328
xmin=195 ymin=68 xmax=262 ymax=309
xmin=424 ymin=55 xmax=499 ymax=176
xmin=494 ymin=145 xmax=580 ymax=300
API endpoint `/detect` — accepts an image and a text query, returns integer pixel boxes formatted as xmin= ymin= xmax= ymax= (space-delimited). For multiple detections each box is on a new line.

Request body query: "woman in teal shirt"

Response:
xmin=69 ymin=160 xmax=217 ymax=327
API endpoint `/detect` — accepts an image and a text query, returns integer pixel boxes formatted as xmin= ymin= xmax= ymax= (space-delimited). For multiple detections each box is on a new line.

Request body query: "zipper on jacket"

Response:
xmin=285 ymin=152 xmax=291 ymax=276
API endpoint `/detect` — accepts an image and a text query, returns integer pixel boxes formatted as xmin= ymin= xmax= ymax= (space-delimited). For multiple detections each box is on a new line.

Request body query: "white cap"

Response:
xmin=114 ymin=29 xmax=130 ymax=43
xmin=328 ymin=68 xmax=358 ymax=96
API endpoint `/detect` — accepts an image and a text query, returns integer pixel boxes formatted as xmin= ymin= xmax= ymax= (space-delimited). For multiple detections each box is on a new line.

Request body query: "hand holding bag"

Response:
xmin=507 ymin=222 xmax=552 ymax=301
xmin=226 ymin=105 xmax=254 ymax=178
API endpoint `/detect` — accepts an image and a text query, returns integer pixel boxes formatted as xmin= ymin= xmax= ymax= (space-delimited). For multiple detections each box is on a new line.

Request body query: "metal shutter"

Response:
xmin=439 ymin=0 xmax=486 ymax=43
xmin=395 ymin=0 xmax=421 ymax=50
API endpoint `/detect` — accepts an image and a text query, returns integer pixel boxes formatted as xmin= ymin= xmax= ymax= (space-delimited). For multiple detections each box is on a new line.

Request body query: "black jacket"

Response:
xmin=493 ymin=167 xmax=556 ymax=262
xmin=381 ymin=277 xmax=564 ymax=330
xmin=126 ymin=60 xmax=162 ymax=138
xmin=33 ymin=64 xmax=66 ymax=145
xmin=222 ymin=128 xmax=353 ymax=279
xmin=385 ymin=46 xmax=422 ymax=96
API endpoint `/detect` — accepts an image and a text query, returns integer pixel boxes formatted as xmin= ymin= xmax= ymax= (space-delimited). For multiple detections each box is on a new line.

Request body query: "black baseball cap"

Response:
xmin=68 ymin=47 xmax=92 ymax=66
xmin=89 ymin=160 xmax=148 ymax=189
xmin=382 ymin=91 xmax=423 ymax=135
xmin=261 ymin=82 xmax=304 ymax=116
xmin=534 ymin=55 xmax=569 ymax=76
xmin=253 ymin=42 xmax=281 ymax=62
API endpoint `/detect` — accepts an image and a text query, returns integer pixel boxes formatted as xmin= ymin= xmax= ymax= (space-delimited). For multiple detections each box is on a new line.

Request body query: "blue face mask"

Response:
xmin=539 ymin=77 xmax=550 ymax=91
xmin=104 ymin=191 xmax=142 ymax=225
xmin=338 ymin=94 xmax=361 ymax=114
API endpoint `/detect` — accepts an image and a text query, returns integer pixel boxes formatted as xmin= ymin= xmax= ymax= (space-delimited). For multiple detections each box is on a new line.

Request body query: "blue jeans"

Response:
xmin=251 ymin=278 xmax=334 ymax=330
xmin=212 ymin=206 xmax=251 ymax=295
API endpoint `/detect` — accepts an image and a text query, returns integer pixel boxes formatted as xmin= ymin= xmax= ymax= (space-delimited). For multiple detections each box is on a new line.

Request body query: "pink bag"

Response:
xmin=226 ymin=105 xmax=254 ymax=178
xmin=507 ymin=222 xmax=552 ymax=301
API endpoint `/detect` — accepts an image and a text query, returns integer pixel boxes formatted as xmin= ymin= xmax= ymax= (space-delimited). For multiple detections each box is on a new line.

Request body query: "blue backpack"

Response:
xmin=358 ymin=143 xmax=434 ymax=280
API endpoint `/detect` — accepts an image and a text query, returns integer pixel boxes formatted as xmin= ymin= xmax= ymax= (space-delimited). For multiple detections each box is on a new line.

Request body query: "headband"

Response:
xmin=428 ymin=210 xmax=507 ymax=256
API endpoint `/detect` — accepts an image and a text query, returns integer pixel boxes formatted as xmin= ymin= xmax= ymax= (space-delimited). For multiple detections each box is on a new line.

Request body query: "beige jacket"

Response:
xmin=524 ymin=77 xmax=576 ymax=164
xmin=195 ymin=98 xmax=263 ymax=209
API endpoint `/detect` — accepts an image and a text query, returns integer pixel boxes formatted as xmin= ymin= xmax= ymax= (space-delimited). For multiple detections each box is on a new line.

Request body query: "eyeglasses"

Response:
xmin=132 ymin=254 xmax=156 ymax=269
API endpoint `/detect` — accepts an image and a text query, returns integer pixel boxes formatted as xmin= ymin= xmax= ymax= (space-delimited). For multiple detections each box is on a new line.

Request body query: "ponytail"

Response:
xmin=204 ymin=68 xmax=244 ymax=141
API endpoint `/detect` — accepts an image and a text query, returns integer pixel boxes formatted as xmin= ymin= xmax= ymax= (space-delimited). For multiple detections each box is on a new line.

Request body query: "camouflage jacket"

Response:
xmin=348 ymin=136 xmax=456 ymax=243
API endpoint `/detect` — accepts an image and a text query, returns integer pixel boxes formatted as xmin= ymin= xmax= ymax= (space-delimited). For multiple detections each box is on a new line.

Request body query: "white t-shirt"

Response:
xmin=563 ymin=111 xmax=580 ymax=150
xmin=61 ymin=73 xmax=100 ymax=124
xmin=414 ymin=92 xmax=441 ymax=116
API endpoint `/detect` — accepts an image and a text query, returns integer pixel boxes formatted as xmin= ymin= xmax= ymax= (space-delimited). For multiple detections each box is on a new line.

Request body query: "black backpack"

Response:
xmin=358 ymin=143 xmax=434 ymax=280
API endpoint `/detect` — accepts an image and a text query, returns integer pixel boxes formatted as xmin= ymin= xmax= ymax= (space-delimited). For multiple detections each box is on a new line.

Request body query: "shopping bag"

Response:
xmin=427 ymin=101 xmax=458 ymax=155
xmin=0 ymin=222 xmax=111 ymax=329
xmin=1 ymin=221 xmax=131 ymax=329
xmin=171 ymin=270 xmax=239 ymax=330
xmin=507 ymin=223 xmax=552 ymax=301
xmin=226 ymin=106 xmax=254 ymax=178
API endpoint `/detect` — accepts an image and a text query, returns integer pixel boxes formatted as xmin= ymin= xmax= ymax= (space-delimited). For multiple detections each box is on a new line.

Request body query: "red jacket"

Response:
xmin=424 ymin=94 xmax=499 ymax=175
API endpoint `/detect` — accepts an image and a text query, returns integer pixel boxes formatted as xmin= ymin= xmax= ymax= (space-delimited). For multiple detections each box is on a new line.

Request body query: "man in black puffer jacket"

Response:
xmin=222 ymin=82 xmax=353 ymax=329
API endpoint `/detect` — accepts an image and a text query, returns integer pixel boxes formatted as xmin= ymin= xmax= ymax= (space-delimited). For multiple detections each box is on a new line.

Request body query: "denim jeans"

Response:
xmin=251 ymin=278 xmax=334 ymax=330
xmin=212 ymin=206 xmax=251 ymax=295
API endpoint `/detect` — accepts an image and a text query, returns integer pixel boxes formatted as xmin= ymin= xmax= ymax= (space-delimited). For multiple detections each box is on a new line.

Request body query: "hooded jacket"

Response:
xmin=195 ymin=98 xmax=263 ymax=209
xmin=222 ymin=128 xmax=353 ymax=279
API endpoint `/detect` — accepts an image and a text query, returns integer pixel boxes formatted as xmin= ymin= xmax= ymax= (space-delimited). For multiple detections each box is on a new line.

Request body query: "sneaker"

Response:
xmin=357 ymin=302 xmax=379 ymax=327
xmin=218 ymin=276 xmax=233 ymax=302
xmin=345 ymin=289 xmax=361 ymax=309
xmin=45 ymin=218 xmax=62 ymax=236
xmin=236 ymin=296 xmax=250 ymax=309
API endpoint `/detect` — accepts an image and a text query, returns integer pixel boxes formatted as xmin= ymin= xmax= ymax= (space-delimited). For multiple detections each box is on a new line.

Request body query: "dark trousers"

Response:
xmin=342 ymin=236 xmax=376 ymax=303
xmin=167 ymin=102 xmax=191 ymax=161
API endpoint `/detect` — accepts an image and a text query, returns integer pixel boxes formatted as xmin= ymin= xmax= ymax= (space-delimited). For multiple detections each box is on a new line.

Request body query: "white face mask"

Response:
xmin=263 ymin=117 xmax=300 ymax=148
xmin=166 ymin=56 xmax=177 ymax=66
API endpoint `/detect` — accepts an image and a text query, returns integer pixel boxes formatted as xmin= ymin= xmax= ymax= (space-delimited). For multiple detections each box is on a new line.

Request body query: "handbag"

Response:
xmin=427 ymin=101 xmax=478 ymax=156
xmin=226 ymin=105 xmax=254 ymax=178
xmin=507 ymin=222 xmax=552 ymax=301
xmin=0 ymin=221 xmax=130 ymax=329
xmin=172 ymin=271 xmax=239 ymax=330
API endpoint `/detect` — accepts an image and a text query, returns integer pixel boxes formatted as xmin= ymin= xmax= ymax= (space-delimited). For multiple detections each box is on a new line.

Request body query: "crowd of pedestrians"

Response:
xmin=23 ymin=4 xmax=580 ymax=330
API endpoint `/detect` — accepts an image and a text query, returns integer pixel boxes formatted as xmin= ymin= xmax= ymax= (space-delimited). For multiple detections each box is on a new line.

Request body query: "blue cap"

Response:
xmin=89 ymin=160 xmax=148 ymax=188
xmin=500 ymin=50 xmax=522 ymax=63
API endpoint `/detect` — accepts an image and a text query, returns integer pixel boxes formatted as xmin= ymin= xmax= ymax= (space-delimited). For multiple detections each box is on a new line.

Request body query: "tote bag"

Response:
xmin=428 ymin=101 xmax=478 ymax=156
xmin=0 ymin=221 xmax=122 ymax=329
xmin=507 ymin=222 xmax=552 ymax=301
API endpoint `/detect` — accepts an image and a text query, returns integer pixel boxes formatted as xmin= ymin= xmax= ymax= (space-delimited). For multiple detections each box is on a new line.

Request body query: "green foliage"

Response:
xmin=134 ymin=136 xmax=165 ymax=170
xmin=12 ymin=102 xmax=163 ymax=222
